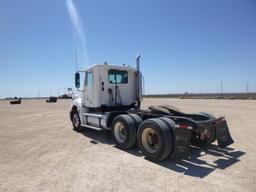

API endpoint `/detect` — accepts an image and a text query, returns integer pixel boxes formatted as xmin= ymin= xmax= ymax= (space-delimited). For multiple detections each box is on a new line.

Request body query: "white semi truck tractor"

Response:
xmin=70 ymin=56 xmax=234 ymax=161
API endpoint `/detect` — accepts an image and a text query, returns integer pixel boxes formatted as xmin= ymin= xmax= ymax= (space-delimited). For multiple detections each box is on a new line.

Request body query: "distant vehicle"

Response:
xmin=46 ymin=96 xmax=57 ymax=103
xmin=10 ymin=97 xmax=21 ymax=105
xmin=59 ymin=94 xmax=72 ymax=99
xmin=70 ymin=55 xmax=234 ymax=161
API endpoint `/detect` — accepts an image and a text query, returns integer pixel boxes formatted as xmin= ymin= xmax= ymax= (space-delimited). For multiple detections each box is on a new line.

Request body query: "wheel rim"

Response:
xmin=114 ymin=122 xmax=127 ymax=143
xmin=73 ymin=113 xmax=80 ymax=128
xmin=141 ymin=127 xmax=160 ymax=153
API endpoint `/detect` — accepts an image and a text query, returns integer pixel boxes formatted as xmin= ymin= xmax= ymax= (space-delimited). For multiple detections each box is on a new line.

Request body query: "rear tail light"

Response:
xmin=175 ymin=124 xmax=192 ymax=129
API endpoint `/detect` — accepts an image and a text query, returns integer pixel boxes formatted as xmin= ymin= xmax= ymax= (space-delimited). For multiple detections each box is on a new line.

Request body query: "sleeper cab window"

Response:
xmin=86 ymin=71 xmax=93 ymax=86
xmin=108 ymin=69 xmax=128 ymax=84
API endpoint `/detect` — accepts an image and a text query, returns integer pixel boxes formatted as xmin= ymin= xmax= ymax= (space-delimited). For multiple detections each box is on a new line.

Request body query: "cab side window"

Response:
xmin=86 ymin=72 xmax=93 ymax=86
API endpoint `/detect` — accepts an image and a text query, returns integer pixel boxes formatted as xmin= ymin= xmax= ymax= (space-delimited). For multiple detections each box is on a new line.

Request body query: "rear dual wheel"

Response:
xmin=112 ymin=115 xmax=176 ymax=161
xmin=112 ymin=114 xmax=142 ymax=150
xmin=137 ymin=118 xmax=175 ymax=161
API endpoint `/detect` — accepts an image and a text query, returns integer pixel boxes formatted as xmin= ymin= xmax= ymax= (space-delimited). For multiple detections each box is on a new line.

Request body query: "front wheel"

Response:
xmin=71 ymin=111 xmax=82 ymax=131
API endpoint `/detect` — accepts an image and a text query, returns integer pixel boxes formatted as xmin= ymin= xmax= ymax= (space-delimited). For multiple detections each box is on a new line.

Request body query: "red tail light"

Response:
xmin=176 ymin=124 xmax=192 ymax=129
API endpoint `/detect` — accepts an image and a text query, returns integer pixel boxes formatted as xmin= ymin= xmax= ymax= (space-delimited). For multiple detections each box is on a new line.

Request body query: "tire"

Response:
xmin=158 ymin=117 xmax=175 ymax=156
xmin=112 ymin=115 xmax=137 ymax=150
xmin=191 ymin=112 xmax=216 ymax=147
xmin=199 ymin=112 xmax=216 ymax=121
xmin=71 ymin=111 xmax=82 ymax=131
xmin=149 ymin=105 xmax=181 ymax=115
xmin=148 ymin=105 xmax=170 ymax=115
xmin=137 ymin=118 xmax=173 ymax=161
xmin=128 ymin=114 xmax=142 ymax=129
xmin=160 ymin=105 xmax=180 ymax=112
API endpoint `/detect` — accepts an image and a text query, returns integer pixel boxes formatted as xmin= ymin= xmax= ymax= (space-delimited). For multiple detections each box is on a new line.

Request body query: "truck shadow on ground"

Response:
xmin=158 ymin=145 xmax=245 ymax=178
xmin=74 ymin=128 xmax=245 ymax=178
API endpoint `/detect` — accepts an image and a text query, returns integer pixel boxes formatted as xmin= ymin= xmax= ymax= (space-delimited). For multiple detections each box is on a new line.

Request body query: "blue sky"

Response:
xmin=0 ymin=0 xmax=256 ymax=98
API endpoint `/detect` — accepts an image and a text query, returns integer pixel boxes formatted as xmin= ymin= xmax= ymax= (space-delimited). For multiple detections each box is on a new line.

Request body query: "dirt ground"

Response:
xmin=0 ymin=98 xmax=255 ymax=192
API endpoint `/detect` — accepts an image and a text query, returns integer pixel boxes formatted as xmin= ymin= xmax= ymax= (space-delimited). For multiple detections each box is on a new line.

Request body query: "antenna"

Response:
xmin=75 ymin=39 xmax=78 ymax=72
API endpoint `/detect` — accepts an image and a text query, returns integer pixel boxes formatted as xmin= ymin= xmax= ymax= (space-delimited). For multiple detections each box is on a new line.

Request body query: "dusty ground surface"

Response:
xmin=0 ymin=98 xmax=255 ymax=192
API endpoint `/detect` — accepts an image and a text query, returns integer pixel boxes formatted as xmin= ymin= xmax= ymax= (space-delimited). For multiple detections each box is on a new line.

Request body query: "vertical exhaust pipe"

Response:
xmin=136 ymin=55 xmax=142 ymax=109
xmin=136 ymin=55 xmax=141 ymax=72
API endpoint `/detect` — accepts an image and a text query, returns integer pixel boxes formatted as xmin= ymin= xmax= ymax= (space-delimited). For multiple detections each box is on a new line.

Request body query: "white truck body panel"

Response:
xmin=82 ymin=64 xmax=138 ymax=108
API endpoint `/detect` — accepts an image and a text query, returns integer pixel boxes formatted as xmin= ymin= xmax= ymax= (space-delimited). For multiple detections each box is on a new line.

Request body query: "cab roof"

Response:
xmin=84 ymin=64 xmax=137 ymax=72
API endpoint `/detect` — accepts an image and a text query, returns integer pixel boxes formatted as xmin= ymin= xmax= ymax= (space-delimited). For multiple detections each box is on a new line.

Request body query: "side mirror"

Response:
xmin=75 ymin=72 xmax=80 ymax=88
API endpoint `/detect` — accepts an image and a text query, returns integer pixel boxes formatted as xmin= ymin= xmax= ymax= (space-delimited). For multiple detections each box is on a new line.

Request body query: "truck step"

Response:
xmin=81 ymin=124 xmax=103 ymax=131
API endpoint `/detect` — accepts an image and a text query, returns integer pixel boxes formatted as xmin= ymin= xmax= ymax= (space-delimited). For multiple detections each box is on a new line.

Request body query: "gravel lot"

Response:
xmin=0 ymin=98 xmax=255 ymax=192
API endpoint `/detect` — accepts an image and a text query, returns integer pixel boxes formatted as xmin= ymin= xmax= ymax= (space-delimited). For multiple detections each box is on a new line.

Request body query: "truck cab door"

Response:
xmin=84 ymin=71 xmax=94 ymax=107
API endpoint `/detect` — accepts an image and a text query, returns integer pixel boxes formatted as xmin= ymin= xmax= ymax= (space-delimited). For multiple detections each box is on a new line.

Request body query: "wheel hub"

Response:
xmin=114 ymin=122 xmax=127 ymax=143
xmin=142 ymin=128 xmax=160 ymax=153
xmin=73 ymin=113 xmax=80 ymax=127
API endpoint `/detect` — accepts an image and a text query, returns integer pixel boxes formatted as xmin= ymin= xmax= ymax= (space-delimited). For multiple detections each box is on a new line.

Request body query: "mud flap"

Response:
xmin=173 ymin=128 xmax=191 ymax=158
xmin=216 ymin=120 xmax=234 ymax=148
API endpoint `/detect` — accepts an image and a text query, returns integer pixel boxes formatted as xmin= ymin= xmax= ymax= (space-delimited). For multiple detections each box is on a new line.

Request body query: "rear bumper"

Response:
xmin=172 ymin=117 xmax=234 ymax=158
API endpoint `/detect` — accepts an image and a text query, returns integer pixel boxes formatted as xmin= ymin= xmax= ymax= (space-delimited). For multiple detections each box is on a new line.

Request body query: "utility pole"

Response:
xmin=220 ymin=81 xmax=223 ymax=95
xmin=255 ymin=81 xmax=256 ymax=93
xmin=246 ymin=82 xmax=249 ymax=93
xmin=246 ymin=82 xmax=250 ymax=99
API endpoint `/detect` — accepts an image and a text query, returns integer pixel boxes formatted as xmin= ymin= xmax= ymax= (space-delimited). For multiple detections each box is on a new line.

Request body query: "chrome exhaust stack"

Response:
xmin=136 ymin=55 xmax=142 ymax=109
xmin=136 ymin=54 xmax=141 ymax=72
